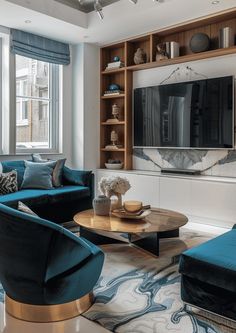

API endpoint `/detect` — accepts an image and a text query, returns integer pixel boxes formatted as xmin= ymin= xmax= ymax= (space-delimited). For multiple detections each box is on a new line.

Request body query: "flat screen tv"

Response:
xmin=134 ymin=76 xmax=234 ymax=149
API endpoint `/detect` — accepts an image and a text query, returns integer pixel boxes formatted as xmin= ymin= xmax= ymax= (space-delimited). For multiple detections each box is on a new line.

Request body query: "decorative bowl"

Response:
xmin=105 ymin=163 xmax=123 ymax=170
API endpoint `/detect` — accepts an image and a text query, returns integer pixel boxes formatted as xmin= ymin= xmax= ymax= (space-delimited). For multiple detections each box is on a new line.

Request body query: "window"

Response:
xmin=15 ymin=55 xmax=60 ymax=152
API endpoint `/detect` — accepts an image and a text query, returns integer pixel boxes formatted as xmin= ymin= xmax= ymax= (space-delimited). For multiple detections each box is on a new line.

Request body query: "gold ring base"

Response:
xmin=5 ymin=292 xmax=93 ymax=323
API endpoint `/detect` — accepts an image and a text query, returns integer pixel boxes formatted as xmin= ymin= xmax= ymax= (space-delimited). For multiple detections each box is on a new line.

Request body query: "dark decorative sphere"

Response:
xmin=113 ymin=56 xmax=120 ymax=62
xmin=108 ymin=83 xmax=120 ymax=91
xmin=190 ymin=33 xmax=210 ymax=53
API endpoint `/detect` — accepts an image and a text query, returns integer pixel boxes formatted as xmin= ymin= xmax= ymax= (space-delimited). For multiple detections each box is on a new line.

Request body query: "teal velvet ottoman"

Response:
xmin=179 ymin=226 xmax=236 ymax=321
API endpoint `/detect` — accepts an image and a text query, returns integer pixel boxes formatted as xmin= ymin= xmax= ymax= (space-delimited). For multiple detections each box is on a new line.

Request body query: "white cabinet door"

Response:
xmin=191 ymin=180 xmax=236 ymax=227
xmin=159 ymin=177 xmax=192 ymax=215
xmin=96 ymin=171 xmax=159 ymax=207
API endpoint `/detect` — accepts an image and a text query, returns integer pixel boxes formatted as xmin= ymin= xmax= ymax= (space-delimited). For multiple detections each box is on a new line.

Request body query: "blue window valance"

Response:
xmin=10 ymin=29 xmax=70 ymax=65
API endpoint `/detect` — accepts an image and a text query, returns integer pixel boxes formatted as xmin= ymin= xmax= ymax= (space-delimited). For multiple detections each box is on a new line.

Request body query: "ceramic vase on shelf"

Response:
xmin=93 ymin=195 xmax=111 ymax=216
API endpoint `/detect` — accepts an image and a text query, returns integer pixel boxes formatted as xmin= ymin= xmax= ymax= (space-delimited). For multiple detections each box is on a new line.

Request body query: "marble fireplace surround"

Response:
xmin=133 ymin=148 xmax=236 ymax=178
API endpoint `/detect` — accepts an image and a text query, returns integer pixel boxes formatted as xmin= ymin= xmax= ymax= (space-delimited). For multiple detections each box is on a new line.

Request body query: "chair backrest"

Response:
xmin=0 ymin=204 xmax=64 ymax=301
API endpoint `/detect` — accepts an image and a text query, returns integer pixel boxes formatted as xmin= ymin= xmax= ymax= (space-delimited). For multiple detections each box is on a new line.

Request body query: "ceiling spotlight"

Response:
xmin=94 ymin=0 xmax=104 ymax=20
xmin=129 ymin=0 xmax=138 ymax=4
xmin=211 ymin=0 xmax=220 ymax=3
xmin=25 ymin=20 xmax=31 ymax=24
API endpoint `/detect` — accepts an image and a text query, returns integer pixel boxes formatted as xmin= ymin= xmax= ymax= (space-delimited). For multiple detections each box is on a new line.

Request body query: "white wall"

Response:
xmin=71 ymin=43 xmax=100 ymax=170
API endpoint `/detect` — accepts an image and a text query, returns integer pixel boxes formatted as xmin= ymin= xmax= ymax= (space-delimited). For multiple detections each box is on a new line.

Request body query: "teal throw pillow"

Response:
xmin=21 ymin=161 xmax=56 ymax=189
xmin=32 ymin=154 xmax=66 ymax=187
xmin=63 ymin=166 xmax=92 ymax=186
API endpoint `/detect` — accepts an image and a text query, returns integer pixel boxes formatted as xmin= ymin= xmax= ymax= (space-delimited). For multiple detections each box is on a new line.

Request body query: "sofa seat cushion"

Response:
xmin=179 ymin=230 xmax=236 ymax=293
xmin=47 ymin=186 xmax=90 ymax=204
xmin=0 ymin=189 xmax=49 ymax=206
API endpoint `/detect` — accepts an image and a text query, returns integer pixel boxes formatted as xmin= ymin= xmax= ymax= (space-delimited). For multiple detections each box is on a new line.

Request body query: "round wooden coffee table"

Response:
xmin=74 ymin=208 xmax=188 ymax=256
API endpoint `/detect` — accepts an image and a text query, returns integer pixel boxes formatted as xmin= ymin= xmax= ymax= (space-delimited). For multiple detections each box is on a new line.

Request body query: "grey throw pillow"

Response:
xmin=0 ymin=170 xmax=18 ymax=195
xmin=18 ymin=201 xmax=38 ymax=216
xmin=21 ymin=161 xmax=56 ymax=189
xmin=32 ymin=154 xmax=66 ymax=187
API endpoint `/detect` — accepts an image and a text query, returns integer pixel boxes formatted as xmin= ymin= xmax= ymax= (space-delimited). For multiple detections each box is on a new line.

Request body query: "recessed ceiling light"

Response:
xmin=212 ymin=0 xmax=220 ymax=4
xmin=25 ymin=20 xmax=31 ymax=24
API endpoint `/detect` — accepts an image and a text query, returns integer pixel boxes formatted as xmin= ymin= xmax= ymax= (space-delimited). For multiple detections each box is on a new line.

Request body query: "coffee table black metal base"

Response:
xmin=80 ymin=227 xmax=180 ymax=256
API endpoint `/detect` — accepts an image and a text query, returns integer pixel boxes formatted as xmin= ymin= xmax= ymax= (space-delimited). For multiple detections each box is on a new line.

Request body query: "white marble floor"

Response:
xmin=0 ymin=222 xmax=228 ymax=333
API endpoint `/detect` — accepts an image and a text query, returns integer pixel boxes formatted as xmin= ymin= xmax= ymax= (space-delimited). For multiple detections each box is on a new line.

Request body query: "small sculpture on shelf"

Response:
xmin=105 ymin=130 xmax=122 ymax=150
xmin=134 ymin=48 xmax=147 ymax=65
xmin=111 ymin=130 xmax=118 ymax=146
xmin=98 ymin=176 xmax=131 ymax=210
xmin=156 ymin=43 xmax=169 ymax=61
xmin=113 ymin=56 xmax=120 ymax=62
xmin=106 ymin=103 xmax=120 ymax=123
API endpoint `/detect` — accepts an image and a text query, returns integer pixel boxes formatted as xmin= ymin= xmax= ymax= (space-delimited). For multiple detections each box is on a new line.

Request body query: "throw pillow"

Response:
xmin=32 ymin=154 xmax=66 ymax=187
xmin=31 ymin=153 xmax=48 ymax=163
xmin=21 ymin=161 xmax=56 ymax=190
xmin=63 ymin=166 xmax=92 ymax=187
xmin=18 ymin=201 xmax=38 ymax=216
xmin=0 ymin=171 xmax=18 ymax=195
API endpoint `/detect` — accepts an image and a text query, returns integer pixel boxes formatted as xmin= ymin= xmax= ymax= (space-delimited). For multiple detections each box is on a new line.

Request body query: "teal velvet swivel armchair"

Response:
xmin=0 ymin=204 xmax=104 ymax=322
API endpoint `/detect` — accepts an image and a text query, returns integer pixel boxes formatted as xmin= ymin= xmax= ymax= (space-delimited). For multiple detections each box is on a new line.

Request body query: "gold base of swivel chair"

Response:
xmin=5 ymin=292 xmax=94 ymax=323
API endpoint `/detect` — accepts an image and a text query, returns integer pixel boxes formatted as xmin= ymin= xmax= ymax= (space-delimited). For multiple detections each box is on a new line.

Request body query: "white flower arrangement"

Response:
xmin=98 ymin=176 xmax=131 ymax=209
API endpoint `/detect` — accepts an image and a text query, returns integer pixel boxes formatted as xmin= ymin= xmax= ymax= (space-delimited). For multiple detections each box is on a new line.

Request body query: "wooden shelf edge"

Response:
xmin=101 ymin=148 xmax=125 ymax=152
xmin=101 ymin=94 xmax=126 ymax=99
xmin=101 ymin=68 xmax=125 ymax=75
xmin=101 ymin=121 xmax=125 ymax=125
xmin=127 ymin=46 xmax=236 ymax=71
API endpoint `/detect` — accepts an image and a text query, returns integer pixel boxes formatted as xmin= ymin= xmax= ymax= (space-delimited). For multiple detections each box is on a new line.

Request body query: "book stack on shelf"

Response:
xmin=103 ymin=90 xmax=124 ymax=96
xmin=105 ymin=60 xmax=124 ymax=71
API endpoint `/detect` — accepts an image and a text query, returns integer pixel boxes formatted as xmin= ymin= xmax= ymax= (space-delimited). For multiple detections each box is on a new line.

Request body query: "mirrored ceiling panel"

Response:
xmin=55 ymin=0 xmax=120 ymax=13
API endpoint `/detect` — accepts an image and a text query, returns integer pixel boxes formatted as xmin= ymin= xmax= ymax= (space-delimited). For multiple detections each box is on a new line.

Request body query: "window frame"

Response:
xmin=15 ymin=56 xmax=61 ymax=154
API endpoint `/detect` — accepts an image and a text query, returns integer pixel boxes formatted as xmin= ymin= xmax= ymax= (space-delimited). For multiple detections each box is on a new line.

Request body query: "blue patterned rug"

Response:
xmin=84 ymin=244 xmax=236 ymax=333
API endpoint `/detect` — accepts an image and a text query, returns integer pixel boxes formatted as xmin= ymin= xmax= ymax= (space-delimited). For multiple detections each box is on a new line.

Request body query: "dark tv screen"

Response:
xmin=134 ymin=76 xmax=234 ymax=149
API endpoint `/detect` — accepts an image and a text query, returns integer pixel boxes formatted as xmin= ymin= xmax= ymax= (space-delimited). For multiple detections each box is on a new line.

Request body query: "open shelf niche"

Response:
xmin=100 ymin=8 xmax=236 ymax=170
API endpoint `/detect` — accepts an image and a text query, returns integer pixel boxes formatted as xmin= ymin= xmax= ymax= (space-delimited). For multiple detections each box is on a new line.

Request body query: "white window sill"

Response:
xmin=16 ymin=120 xmax=29 ymax=126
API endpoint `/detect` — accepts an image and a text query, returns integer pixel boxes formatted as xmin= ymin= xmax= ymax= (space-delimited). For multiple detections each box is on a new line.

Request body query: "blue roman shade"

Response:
xmin=10 ymin=29 xmax=70 ymax=65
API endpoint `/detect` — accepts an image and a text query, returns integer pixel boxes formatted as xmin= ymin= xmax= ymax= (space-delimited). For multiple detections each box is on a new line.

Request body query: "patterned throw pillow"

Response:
xmin=0 ymin=171 xmax=18 ymax=195
xmin=18 ymin=201 xmax=37 ymax=216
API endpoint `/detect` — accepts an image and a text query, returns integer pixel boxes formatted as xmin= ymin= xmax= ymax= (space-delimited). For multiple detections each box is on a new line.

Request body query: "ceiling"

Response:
xmin=1 ymin=0 xmax=236 ymax=45
xmin=55 ymin=0 xmax=120 ymax=13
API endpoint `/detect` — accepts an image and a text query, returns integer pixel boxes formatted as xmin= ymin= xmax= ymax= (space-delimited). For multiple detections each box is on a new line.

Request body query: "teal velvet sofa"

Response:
xmin=179 ymin=225 xmax=236 ymax=321
xmin=0 ymin=203 xmax=104 ymax=322
xmin=0 ymin=160 xmax=94 ymax=223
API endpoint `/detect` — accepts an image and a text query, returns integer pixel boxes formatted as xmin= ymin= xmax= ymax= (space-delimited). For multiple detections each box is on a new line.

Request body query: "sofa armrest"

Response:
xmin=233 ymin=224 xmax=236 ymax=229
xmin=62 ymin=166 xmax=92 ymax=187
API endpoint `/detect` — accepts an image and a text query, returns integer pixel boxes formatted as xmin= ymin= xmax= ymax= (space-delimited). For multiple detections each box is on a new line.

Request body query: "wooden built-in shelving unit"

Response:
xmin=100 ymin=8 xmax=236 ymax=170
